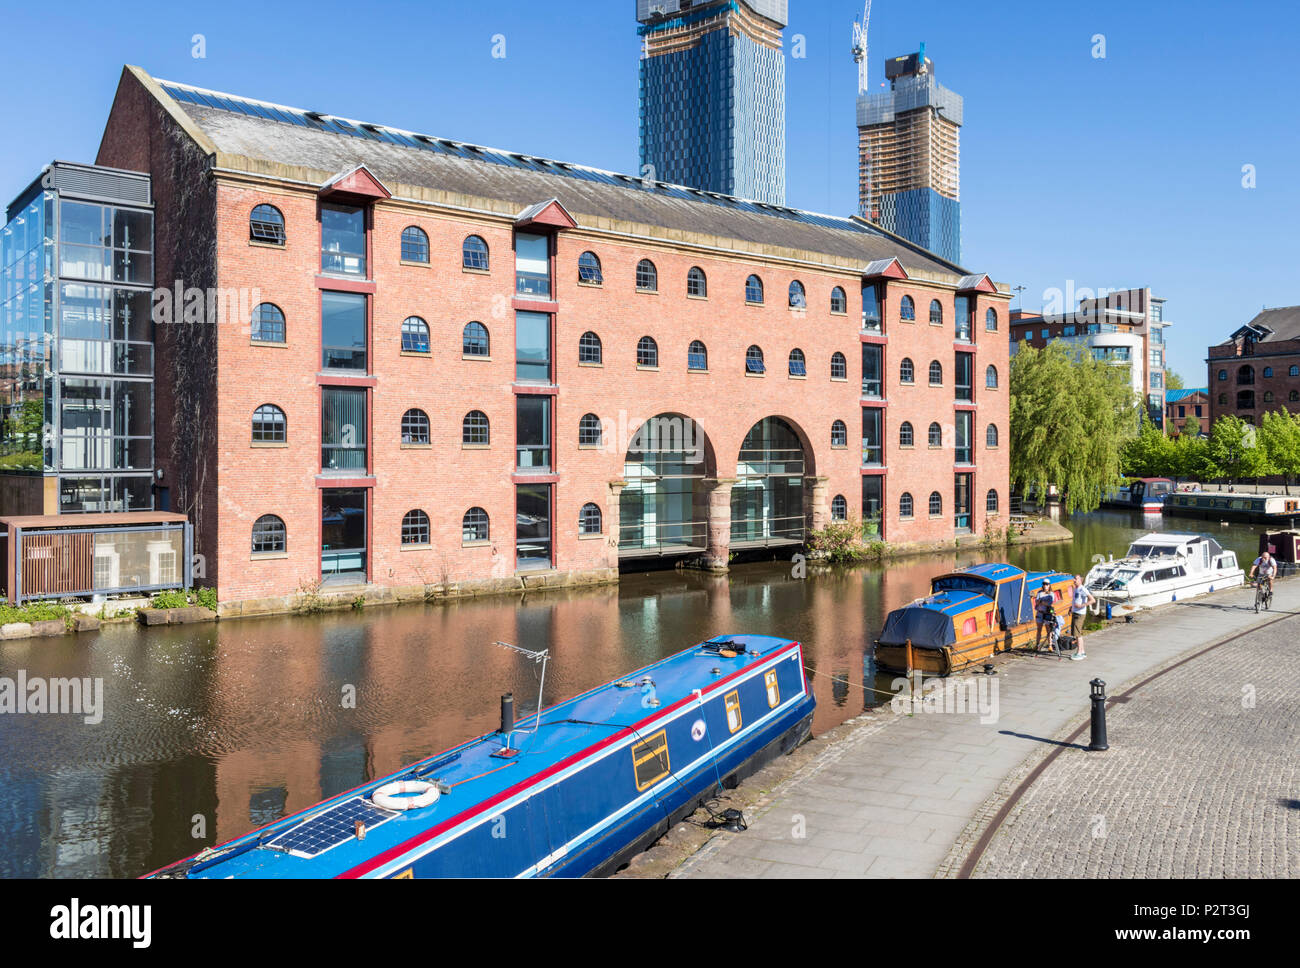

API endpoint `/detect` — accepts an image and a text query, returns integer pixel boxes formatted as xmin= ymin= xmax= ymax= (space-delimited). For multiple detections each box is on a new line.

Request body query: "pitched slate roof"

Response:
xmin=1228 ymin=306 xmax=1300 ymax=344
xmin=139 ymin=70 xmax=972 ymax=280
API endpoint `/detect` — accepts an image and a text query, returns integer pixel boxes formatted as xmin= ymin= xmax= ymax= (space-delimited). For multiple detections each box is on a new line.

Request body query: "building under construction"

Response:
xmin=857 ymin=49 xmax=963 ymax=264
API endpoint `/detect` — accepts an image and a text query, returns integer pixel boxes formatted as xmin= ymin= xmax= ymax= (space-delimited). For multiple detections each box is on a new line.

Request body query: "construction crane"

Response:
xmin=851 ymin=0 xmax=872 ymax=96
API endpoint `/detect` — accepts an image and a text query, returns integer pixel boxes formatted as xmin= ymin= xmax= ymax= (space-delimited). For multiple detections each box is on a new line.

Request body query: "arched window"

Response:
xmin=1264 ymin=367 xmax=1274 ymax=378
xmin=462 ymin=235 xmax=489 ymax=270
xmin=579 ymin=503 xmax=603 ymax=535
xmin=1264 ymin=390 xmax=1275 ymax=403
xmin=636 ymin=259 xmax=658 ymax=292
xmin=462 ymin=410 xmax=490 ymax=445
xmin=578 ymin=251 xmax=603 ymax=285
xmin=249 ymin=204 xmax=285 ymax=245
xmin=929 ymin=422 xmax=942 ymax=447
xmin=899 ymin=422 xmax=914 ymax=447
xmin=831 ymin=495 xmax=848 ymax=521
xmin=687 ymin=266 xmax=707 ymax=298
xmin=1237 ymin=365 xmax=1255 ymax=386
xmin=986 ymin=365 xmax=999 ymax=389
xmin=252 ymin=514 xmax=286 ymax=554
xmin=788 ymin=280 xmax=807 ymax=309
xmin=463 ymin=508 xmax=489 ymax=543
xmin=401 ymin=316 xmax=430 ymax=354
xmin=253 ymin=404 xmax=286 ymax=443
xmin=745 ymin=345 xmax=765 ymax=375
xmin=900 ymin=358 xmax=915 ymax=384
xmin=986 ymin=490 xmax=1000 ymax=513
xmin=251 ymin=303 xmax=286 ymax=343
xmin=462 ymin=321 xmax=489 ymax=357
xmin=401 ymin=226 xmax=429 ymax=264
xmin=831 ymin=420 xmax=848 ymax=447
xmin=1218 ymin=369 xmax=1228 ymax=381
xmin=579 ymin=331 xmax=602 ymax=365
xmin=1292 ymin=366 xmax=1300 ymax=378
xmin=929 ymin=492 xmax=943 ymax=516
xmin=900 ymin=295 xmax=916 ymax=321
xmin=402 ymin=510 xmax=430 ymax=545
xmin=929 ymin=300 xmax=944 ymax=325
xmin=929 ymin=360 xmax=943 ymax=385
xmin=401 ymin=408 xmax=430 ymax=445
xmin=985 ymin=307 xmax=998 ymax=332
xmin=745 ymin=274 xmax=764 ymax=304
xmin=788 ymin=348 xmax=806 ymax=376
xmin=1291 ymin=390 xmax=1299 ymax=402
xmin=637 ymin=336 xmax=659 ymax=368
xmin=900 ymin=493 xmax=914 ymax=519
xmin=831 ymin=287 xmax=848 ymax=314
xmin=986 ymin=423 xmax=1000 ymax=448
xmin=831 ymin=352 xmax=847 ymax=380
xmin=1237 ymin=390 xmax=1255 ymax=410
xmin=579 ymin=413 xmax=603 ymax=447
xmin=1218 ymin=393 xmax=1228 ymax=405
xmin=688 ymin=340 xmax=708 ymax=371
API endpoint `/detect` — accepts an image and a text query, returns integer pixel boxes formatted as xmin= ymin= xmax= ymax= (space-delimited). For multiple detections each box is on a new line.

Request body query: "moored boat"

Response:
xmin=1164 ymin=491 xmax=1300 ymax=524
xmin=146 ymin=635 xmax=814 ymax=879
xmin=1084 ymin=533 xmax=1243 ymax=614
xmin=875 ymin=563 xmax=1073 ymax=676
xmin=1103 ymin=477 xmax=1174 ymax=512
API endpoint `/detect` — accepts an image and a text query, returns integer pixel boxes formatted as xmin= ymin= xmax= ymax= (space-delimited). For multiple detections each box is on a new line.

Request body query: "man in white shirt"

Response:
xmin=1250 ymin=551 xmax=1278 ymax=597
xmin=1069 ymin=576 xmax=1097 ymax=660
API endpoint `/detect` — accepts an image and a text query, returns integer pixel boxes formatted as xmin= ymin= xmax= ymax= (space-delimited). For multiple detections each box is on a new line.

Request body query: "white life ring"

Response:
xmin=372 ymin=780 xmax=440 ymax=811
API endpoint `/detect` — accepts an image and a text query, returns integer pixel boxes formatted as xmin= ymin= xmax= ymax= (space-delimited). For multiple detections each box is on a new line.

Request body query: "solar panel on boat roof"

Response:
xmin=264 ymin=797 xmax=398 ymax=858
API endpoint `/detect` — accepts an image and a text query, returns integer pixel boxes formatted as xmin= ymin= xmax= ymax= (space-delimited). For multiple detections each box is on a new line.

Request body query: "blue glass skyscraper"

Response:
xmin=637 ymin=0 xmax=787 ymax=205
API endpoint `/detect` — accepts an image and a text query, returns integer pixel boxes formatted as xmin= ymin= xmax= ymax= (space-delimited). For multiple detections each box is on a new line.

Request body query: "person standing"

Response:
xmin=1034 ymin=578 xmax=1057 ymax=653
xmin=1069 ymin=576 xmax=1097 ymax=660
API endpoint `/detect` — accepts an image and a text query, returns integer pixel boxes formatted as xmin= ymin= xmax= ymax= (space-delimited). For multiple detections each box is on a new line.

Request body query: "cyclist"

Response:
xmin=1250 ymin=550 xmax=1278 ymax=602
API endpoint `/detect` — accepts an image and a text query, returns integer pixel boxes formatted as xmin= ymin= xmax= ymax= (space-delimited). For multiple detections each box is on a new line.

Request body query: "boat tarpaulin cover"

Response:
xmin=879 ymin=606 xmax=955 ymax=651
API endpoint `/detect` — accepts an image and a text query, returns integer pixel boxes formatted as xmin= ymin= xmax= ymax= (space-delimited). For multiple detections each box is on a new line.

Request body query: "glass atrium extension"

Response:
xmin=1 ymin=163 xmax=154 ymax=513
xmin=620 ymin=415 xmax=710 ymax=556
xmin=731 ymin=418 xmax=806 ymax=547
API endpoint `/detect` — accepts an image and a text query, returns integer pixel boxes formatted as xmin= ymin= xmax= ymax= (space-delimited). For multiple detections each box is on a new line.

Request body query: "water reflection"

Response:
xmin=0 ymin=509 xmax=1267 ymax=877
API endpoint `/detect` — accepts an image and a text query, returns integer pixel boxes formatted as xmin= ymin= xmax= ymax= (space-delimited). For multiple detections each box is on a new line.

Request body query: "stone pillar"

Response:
xmin=804 ymin=476 xmax=831 ymax=536
xmin=607 ymin=480 xmax=628 ymax=571
xmin=701 ymin=478 xmax=736 ymax=572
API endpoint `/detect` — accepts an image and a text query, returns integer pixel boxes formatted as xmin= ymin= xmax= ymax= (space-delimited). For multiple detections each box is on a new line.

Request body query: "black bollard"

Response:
xmin=1088 ymin=679 xmax=1109 ymax=751
xmin=500 ymin=693 xmax=515 ymax=736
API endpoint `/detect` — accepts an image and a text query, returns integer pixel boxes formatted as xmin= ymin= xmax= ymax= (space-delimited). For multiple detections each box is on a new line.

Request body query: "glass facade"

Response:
xmin=515 ymin=311 xmax=551 ymax=383
xmin=321 ymin=388 xmax=367 ymax=472
xmin=731 ymin=418 xmax=805 ymax=544
xmin=515 ymin=484 xmax=551 ymax=568
xmin=620 ymin=415 xmax=709 ymax=554
xmin=320 ymin=204 xmax=366 ymax=276
xmin=1 ymin=166 xmax=155 ymax=512
xmin=516 ymin=395 xmax=551 ymax=472
xmin=862 ymin=408 xmax=883 ymax=467
xmin=514 ymin=233 xmax=550 ymax=299
xmin=862 ymin=344 xmax=882 ymax=398
xmin=322 ymin=488 xmax=367 ymax=578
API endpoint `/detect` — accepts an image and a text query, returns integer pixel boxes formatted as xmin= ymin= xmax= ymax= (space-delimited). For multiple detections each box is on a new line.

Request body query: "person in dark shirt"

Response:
xmin=1033 ymin=579 xmax=1057 ymax=652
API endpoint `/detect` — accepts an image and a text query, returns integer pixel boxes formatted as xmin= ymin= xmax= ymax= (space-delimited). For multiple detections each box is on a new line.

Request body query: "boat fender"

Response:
xmin=372 ymin=780 xmax=440 ymax=812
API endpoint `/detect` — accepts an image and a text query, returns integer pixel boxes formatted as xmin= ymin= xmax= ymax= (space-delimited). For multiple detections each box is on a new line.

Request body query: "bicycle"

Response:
xmin=1252 ymin=578 xmax=1273 ymax=613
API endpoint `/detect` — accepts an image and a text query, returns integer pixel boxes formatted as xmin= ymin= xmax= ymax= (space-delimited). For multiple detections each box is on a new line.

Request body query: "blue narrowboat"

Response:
xmin=875 ymin=563 xmax=1073 ymax=675
xmin=148 ymin=635 xmax=814 ymax=879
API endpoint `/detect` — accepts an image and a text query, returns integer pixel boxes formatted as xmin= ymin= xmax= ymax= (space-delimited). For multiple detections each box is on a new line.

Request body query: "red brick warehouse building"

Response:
xmin=1207 ymin=307 xmax=1300 ymax=427
xmin=83 ymin=66 xmax=1010 ymax=611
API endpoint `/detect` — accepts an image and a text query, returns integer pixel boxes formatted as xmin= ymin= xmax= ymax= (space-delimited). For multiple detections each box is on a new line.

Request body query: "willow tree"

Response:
xmin=1009 ymin=342 xmax=1138 ymax=512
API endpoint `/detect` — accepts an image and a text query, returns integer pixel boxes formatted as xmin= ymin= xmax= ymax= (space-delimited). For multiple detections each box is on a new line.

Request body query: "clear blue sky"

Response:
xmin=3 ymin=0 xmax=1297 ymax=383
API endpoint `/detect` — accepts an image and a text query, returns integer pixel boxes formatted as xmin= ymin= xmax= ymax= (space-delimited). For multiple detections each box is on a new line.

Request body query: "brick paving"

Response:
xmin=675 ymin=579 xmax=1300 ymax=879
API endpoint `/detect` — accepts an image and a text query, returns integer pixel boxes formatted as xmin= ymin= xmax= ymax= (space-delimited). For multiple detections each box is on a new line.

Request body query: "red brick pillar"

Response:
xmin=701 ymin=478 xmax=736 ymax=572
xmin=804 ymin=476 xmax=830 ymax=536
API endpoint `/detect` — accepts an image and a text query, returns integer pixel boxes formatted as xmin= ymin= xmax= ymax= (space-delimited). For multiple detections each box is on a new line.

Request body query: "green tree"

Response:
xmin=1182 ymin=413 xmax=1202 ymax=439
xmin=1165 ymin=370 xmax=1185 ymax=391
xmin=1171 ymin=429 xmax=1211 ymax=481
xmin=1258 ymin=410 xmax=1300 ymax=493
xmin=1121 ymin=414 xmax=1175 ymax=478
xmin=1206 ymin=415 xmax=1273 ymax=483
xmin=1010 ymin=342 xmax=1138 ymax=512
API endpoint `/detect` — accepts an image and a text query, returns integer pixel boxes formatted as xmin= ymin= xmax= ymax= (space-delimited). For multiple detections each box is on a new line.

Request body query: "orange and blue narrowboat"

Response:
xmin=875 ymin=563 xmax=1073 ymax=676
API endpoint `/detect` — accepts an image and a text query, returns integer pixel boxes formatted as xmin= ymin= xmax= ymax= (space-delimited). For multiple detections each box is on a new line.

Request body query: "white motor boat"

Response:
xmin=1085 ymin=533 xmax=1244 ymax=614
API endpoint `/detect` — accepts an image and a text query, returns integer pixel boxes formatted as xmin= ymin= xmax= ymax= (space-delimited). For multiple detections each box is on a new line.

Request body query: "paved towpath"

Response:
xmin=675 ymin=580 xmax=1300 ymax=878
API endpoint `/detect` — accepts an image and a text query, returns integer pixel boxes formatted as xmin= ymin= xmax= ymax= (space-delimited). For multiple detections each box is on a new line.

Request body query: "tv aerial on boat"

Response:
xmin=490 ymin=641 xmax=550 ymax=759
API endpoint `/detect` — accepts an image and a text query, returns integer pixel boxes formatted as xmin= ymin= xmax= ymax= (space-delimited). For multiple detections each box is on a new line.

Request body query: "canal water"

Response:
xmin=0 ymin=510 xmax=1268 ymax=877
